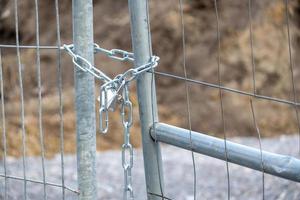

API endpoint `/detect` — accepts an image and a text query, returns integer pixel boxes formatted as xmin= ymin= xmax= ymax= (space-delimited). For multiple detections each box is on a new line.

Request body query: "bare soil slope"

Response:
xmin=0 ymin=0 xmax=300 ymax=156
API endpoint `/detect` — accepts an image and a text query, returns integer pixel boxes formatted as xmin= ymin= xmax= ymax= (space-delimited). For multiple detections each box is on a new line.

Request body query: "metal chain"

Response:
xmin=121 ymin=83 xmax=134 ymax=200
xmin=63 ymin=43 xmax=159 ymax=84
xmin=63 ymin=43 xmax=159 ymax=199
xmin=63 ymin=43 xmax=159 ymax=134
xmin=94 ymin=43 xmax=135 ymax=62
xmin=63 ymin=44 xmax=112 ymax=82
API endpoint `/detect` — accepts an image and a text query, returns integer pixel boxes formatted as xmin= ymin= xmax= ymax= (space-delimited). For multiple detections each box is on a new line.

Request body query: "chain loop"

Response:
xmin=109 ymin=49 xmax=134 ymax=62
xmin=121 ymin=85 xmax=133 ymax=127
xmin=63 ymin=43 xmax=159 ymax=200
xmin=99 ymin=107 xmax=109 ymax=134
xmin=94 ymin=44 xmax=134 ymax=62
xmin=63 ymin=43 xmax=158 ymax=86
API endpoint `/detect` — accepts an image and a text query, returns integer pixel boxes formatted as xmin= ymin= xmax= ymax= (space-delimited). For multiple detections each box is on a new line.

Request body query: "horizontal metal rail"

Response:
xmin=0 ymin=174 xmax=79 ymax=194
xmin=151 ymin=123 xmax=300 ymax=182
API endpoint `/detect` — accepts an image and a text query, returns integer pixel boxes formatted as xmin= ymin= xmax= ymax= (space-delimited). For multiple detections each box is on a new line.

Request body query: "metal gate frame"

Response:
xmin=73 ymin=0 xmax=300 ymax=199
xmin=127 ymin=0 xmax=300 ymax=199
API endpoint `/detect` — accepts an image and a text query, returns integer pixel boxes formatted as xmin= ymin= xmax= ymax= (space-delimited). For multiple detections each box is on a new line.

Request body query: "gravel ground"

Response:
xmin=0 ymin=135 xmax=300 ymax=200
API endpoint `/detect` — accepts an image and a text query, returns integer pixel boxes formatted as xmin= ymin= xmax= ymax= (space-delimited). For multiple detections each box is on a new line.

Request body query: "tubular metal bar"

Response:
xmin=151 ymin=123 xmax=300 ymax=183
xmin=128 ymin=0 xmax=165 ymax=199
xmin=72 ymin=0 xmax=97 ymax=199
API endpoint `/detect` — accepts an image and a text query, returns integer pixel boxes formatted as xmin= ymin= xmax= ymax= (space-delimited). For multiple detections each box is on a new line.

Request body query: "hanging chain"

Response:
xmin=121 ymin=83 xmax=134 ymax=200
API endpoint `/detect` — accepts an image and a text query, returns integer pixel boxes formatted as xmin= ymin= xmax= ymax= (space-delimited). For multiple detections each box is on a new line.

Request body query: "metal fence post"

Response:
xmin=72 ymin=0 xmax=97 ymax=199
xmin=128 ymin=0 xmax=165 ymax=199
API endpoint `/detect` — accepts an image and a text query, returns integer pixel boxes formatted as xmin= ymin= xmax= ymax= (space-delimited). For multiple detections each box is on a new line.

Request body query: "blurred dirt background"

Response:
xmin=0 ymin=0 xmax=300 ymax=157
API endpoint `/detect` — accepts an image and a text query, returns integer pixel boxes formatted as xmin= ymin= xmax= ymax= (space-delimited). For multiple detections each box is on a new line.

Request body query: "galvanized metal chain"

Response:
xmin=63 ymin=43 xmax=159 ymax=134
xmin=63 ymin=44 xmax=112 ymax=82
xmin=63 ymin=43 xmax=159 ymax=200
xmin=94 ymin=44 xmax=134 ymax=62
xmin=98 ymin=54 xmax=159 ymax=134
xmin=121 ymin=83 xmax=134 ymax=200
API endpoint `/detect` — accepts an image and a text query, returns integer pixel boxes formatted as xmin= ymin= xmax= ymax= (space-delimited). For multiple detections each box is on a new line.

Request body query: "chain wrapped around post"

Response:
xmin=63 ymin=43 xmax=159 ymax=133
xmin=62 ymin=43 xmax=159 ymax=200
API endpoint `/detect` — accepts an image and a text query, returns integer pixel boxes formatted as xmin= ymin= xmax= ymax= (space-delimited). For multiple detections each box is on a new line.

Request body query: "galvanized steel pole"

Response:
xmin=72 ymin=0 xmax=97 ymax=199
xmin=128 ymin=0 xmax=165 ymax=199
xmin=151 ymin=123 xmax=300 ymax=183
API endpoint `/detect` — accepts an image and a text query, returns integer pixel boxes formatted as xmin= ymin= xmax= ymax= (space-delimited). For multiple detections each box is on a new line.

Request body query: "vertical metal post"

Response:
xmin=128 ymin=0 xmax=164 ymax=199
xmin=72 ymin=0 xmax=97 ymax=199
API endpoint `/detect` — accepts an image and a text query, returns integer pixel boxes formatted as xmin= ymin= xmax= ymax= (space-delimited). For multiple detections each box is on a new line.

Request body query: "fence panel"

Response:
xmin=0 ymin=0 xmax=80 ymax=199
xmin=1 ymin=0 xmax=300 ymax=199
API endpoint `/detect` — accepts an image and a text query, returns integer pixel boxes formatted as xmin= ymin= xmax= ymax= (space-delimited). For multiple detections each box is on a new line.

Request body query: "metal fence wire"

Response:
xmin=0 ymin=0 xmax=300 ymax=200
xmin=0 ymin=0 xmax=79 ymax=199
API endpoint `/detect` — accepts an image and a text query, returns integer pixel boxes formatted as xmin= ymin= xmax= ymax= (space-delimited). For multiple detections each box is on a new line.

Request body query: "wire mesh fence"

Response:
xmin=1 ymin=0 xmax=300 ymax=199
xmin=149 ymin=0 xmax=300 ymax=199
xmin=0 ymin=0 xmax=79 ymax=199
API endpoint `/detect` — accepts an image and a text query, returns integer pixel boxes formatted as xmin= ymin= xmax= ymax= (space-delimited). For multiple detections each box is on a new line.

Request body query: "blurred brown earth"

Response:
xmin=0 ymin=0 xmax=300 ymax=157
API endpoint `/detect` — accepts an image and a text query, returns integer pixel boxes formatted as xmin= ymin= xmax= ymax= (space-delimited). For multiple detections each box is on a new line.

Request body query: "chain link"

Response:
xmin=94 ymin=44 xmax=135 ymax=62
xmin=121 ymin=84 xmax=134 ymax=200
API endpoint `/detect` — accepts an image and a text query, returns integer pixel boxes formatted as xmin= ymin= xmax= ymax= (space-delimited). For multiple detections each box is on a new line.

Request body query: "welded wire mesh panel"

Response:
xmin=2 ymin=0 xmax=300 ymax=199
xmin=0 ymin=0 xmax=79 ymax=199
xmin=148 ymin=0 xmax=300 ymax=199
